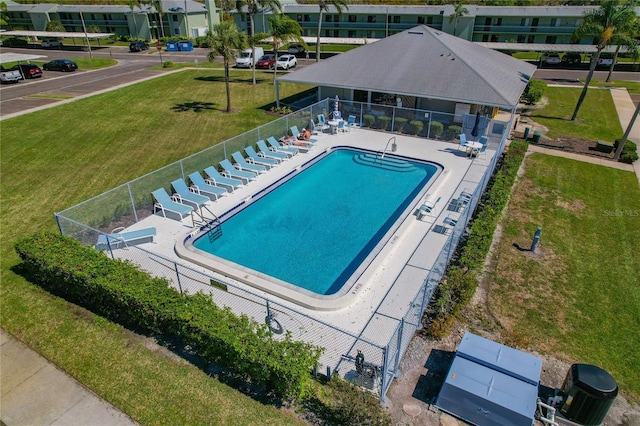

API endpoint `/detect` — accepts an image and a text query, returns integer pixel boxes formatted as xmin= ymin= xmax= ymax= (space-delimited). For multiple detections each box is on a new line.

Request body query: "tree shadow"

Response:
xmin=171 ymin=101 xmax=216 ymax=113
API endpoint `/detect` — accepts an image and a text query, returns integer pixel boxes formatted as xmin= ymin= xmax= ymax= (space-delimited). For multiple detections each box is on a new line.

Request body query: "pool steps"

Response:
xmin=352 ymin=153 xmax=417 ymax=172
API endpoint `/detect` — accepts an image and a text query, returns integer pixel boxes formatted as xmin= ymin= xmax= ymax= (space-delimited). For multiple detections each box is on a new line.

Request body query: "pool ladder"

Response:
xmin=380 ymin=137 xmax=396 ymax=159
xmin=191 ymin=206 xmax=222 ymax=242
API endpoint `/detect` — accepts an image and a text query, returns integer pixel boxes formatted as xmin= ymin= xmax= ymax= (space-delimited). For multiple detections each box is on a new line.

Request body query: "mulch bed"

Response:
xmin=512 ymin=130 xmax=618 ymax=162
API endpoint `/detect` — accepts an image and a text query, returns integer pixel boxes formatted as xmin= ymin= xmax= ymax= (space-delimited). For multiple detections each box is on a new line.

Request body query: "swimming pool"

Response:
xmin=178 ymin=148 xmax=441 ymax=309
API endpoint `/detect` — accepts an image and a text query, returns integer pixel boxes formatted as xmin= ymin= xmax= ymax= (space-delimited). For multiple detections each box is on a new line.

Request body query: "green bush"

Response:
xmin=521 ymin=79 xmax=547 ymax=104
xmin=614 ymin=139 xmax=639 ymax=164
xmin=409 ymin=120 xmax=424 ymax=136
xmin=377 ymin=115 xmax=391 ymax=130
xmin=430 ymin=121 xmax=444 ymax=138
xmin=14 ymin=233 xmax=323 ymax=399
xmin=162 ymin=61 xmax=174 ymax=68
xmin=424 ymin=140 xmax=529 ymax=338
xmin=362 ymin=114 xmax=375 ymax=128
xmin=394 ymin=117 xmax=408 ymax=133
xmin=445 ymin=124 xmax=461 ymax=140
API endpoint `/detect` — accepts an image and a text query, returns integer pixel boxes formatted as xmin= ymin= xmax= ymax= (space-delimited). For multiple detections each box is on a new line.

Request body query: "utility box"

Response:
xmin=532 ymin=130 xmax=542 ymax=144
xmin=560 ymin=364 xmax=618 ymax=426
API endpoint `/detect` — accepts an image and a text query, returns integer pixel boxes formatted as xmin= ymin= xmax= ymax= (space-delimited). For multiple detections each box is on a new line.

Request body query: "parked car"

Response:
xmin=10 ymin=63 xmax=43 ymax=79
xmin=0 ymin=66 xmax=22 ymax=83
xmin=43 ymin=59 xmax=78 ymax=72
xmin=596 ymin=52 xmax=616 ymax=68
xmin=540 ymin=52 xmax=561 ymax=67
xmin=41 ymin=38 xmax=63 ymax=48
xmin=255 ymin=54 xmax=276 ymax=69
xmin=129 ymin=41 xmax=149 ymax=52
xmin=561 ymin=52 xmax=582 ymax=66
xmin=276 ymin=54 xmax=297 ymax=70
xmin=287 ymin=43 xmax=306 ymax=55
xmin=2 ymin=37 xmax=29 ymax=48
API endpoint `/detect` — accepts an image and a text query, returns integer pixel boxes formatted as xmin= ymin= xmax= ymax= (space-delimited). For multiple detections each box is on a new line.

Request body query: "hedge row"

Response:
xmin=424 ymin=140 xmax=529 ymax=337
xmin=14 ymin=232 xmax=323 ymax=399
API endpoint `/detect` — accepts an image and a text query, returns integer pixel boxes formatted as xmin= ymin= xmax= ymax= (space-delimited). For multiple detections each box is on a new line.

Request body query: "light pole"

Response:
xmin=79 ymin=11 xmax=93 ymax=59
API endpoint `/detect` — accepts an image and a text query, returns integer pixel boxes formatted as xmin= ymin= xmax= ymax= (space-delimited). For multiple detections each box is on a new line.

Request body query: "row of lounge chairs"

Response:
xmin=151 ymin=135 xmax=307 ymax=221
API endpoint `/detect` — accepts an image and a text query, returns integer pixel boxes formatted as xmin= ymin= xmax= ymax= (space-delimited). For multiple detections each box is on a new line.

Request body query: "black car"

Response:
xmin=43 ymin=59 xmax=78 ymax=72
xmin=10 ymin=63 xmax=43 ymax=79
xmin=129 ymin=41 xmax=149 ymax=52
xmin=562 ymin=52 xmax=582 ymax=66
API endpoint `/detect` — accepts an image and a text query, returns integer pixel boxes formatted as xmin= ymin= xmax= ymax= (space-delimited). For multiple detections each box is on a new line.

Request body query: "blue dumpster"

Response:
xmin=166 ymin=41 xmax=179 ymax=52
xmin=179 ymin=41 xmax=193 ymax=52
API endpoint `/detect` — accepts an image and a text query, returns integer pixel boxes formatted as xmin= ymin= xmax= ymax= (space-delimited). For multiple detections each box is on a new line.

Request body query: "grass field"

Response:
xmin=530 ymin=86 xmax=623 ymax=141
xmin=0 ymin=69 xmax=311 ymax=425
xmin=487 ymin=154 xmax=640 ymax=401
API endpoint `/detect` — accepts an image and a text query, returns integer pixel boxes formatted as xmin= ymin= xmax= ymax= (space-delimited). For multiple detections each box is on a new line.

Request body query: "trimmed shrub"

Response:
xmin=377 ymin=115 xmax=391 ymax=130
xmin=521 ymin=79 xmax=547 ymax=104
xmin=363 ymin=114 xmax=375 ymax=128
xmin=162 ymin=61 xmax=174 ymax=68
xmin=430 ymin=120 xmax=444 ymax=139
xmin=394 ymin=117 xmax=408 ymax=133
xmin=409 ymin=120 xmax=424 ymax=136
xmin=614 ymin=139 xmax=639 ymax=164
xmin=445 ymin=124 xmax=461 ymax=140
xmin=14 ymin=233 xmax=323 ymax=399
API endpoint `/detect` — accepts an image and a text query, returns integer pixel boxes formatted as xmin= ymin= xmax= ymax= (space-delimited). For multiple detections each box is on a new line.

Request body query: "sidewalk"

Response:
xmin=610 ymin=88 xmax=640 ymax=186
xmin=1 ymin=329 xmax=137 ymax=426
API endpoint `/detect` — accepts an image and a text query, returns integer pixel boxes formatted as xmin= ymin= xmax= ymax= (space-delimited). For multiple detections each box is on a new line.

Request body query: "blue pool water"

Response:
xmin=192 ymin=148 xmax=439 ymax=295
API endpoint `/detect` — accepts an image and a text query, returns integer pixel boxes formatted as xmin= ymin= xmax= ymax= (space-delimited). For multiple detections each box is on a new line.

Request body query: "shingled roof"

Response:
xmin=277 ymin=25 xmax=537 ymax=109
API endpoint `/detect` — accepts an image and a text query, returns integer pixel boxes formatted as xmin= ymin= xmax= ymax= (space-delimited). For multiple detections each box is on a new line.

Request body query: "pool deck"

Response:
xmin=110 ymin=128 xmax=496 ymax=371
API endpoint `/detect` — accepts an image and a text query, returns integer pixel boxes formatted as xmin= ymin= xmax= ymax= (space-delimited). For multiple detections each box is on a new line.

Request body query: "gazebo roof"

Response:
xmin=277 ymin=25 xmax=537 ymax=109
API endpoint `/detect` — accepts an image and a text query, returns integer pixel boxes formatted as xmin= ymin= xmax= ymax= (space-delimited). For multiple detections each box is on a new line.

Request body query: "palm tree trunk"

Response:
xmin=159 ymin=13 xmax=165 ymax=39
xmin=250 ymin=15 xmax=257 ymax=85
xmin=614 ymin=102 xmax=640 ymax=161
xmin=453 ymin=18 xmax=457 ymax=37
xmin=571 ymin=50 xmax=601 ymax=121
xmin=605 ymin=45 xmax=621 ymax=83
xmin=315 ymin=9 xmax=323 ymax=62
xmin=224 ymin=61 xmax=231 ymax=112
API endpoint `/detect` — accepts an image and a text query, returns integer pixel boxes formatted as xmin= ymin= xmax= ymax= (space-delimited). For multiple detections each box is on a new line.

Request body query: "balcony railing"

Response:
xmin=473 ymin=24 xmax=576 ymax=35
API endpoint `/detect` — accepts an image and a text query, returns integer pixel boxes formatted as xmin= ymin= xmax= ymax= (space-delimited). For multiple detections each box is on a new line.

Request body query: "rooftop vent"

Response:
xmin=408 ymin=31 xmax=424 ymax=35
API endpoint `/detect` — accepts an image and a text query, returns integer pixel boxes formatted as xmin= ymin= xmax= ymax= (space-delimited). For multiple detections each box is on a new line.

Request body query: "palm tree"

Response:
xmin=268 ymin=14 xmax=304 ymax=82
xmin=315 ymin=0 xmax=348 ymax=62
xmin=606 ymin=15 xmax=639 ymax=82
xmin=235 ymin=0 xmax=282 ymax=85
xmin=570 ymin=0 xmax=638 ymax=121
xmin=129 ymin=0 xmax=141 ymax=39
xmin=151 ymin=0 xmax=165 ymax=39
xmin=0 ymin=2 xmax=9 ymax=27
xmin=449 ymin=2 xmax=469 ymax=37
xmin=206 ymin=22 xmax=247 ymax=113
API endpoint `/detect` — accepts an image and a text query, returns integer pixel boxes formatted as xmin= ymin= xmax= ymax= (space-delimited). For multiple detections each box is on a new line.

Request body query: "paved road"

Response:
xmin=1 ymin=45 xmax=638 ymax=119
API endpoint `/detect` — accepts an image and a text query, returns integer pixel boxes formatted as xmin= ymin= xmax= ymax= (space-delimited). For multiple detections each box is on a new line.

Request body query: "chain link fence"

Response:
xmin=55 ymin=98 xmax=512 ymax=400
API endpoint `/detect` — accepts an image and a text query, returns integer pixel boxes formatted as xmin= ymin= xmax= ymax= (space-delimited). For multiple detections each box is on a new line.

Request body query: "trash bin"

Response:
xmin=166 ymin=42 xmax=179 ymax=52
xmin=532 ymin=130 xmax=542 ymax=144
xmin=523 ymin=127 xmax=531 ymax=139
xmin=179 ymin=41 xmax=193 ymax=52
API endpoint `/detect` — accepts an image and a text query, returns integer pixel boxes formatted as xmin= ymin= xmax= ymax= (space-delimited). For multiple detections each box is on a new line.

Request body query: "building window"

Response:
xmin=520 ymin=17 xmax=530 ymax=26
xmin=527 ymin=35 xmax=535 ymax=43
xmin=304 ymin=15 xmax=310 ymax=22
xmin=325 ymin=15 xmax=332 ymax=22
xmin=333 ymin=30 xmax=339 ymax=37
xmin=550 ymin=18 xmax=559 ymax=27
xmin=546 ymin=35 xmax=557 ymax=43
xmin=296 ymin=14 xmax=302 ymax=22
xmin=90 ymin=14 xmax=96 ymax=21
xmin=174 ymin=28 xmax=179 ymax=35
xmin=417 ymin=16 xmax=424 ymax=24
xmin=517 ymin=35 xmax=525 ymax=43
xmin=493 ymin=17 xmax=502 ymax=26
xmin=426 ymin=16 xmax=433 ymax=25
xmin=105 ymin=14 xmax=112 ymax=21
xmin=348 ymin=30 xmax=355 ymax=37
xmin=349 ymin=15 xmax=356 ymax=23
xmin=490 ymin=34 xmax=499 ymax=42
xmin=393 ymin=16 xmax=400 ymax=24
xmin=368 ymin=15 xmax=376 ymax=23
xmin=482 ymin=34 xmax=489 ymax=42
xmin=172 ymin=14 xmax=178 ymax=22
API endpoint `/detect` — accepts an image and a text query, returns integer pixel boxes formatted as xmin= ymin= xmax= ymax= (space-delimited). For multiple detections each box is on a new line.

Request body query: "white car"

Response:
xmin=276 ymin=55 xmax=297 ymax=70
xmin=540 ymin=52 xmax=561 ymax=67
xmin=41 ymin=39 xmax=63 ymax=48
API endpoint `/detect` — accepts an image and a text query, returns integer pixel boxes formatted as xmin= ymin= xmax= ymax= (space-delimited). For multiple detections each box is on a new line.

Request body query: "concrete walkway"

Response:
xmin=610 ymin=88 xmax=640 ymax=186
xmin=1 ymin=329 xmax=137 ymax=426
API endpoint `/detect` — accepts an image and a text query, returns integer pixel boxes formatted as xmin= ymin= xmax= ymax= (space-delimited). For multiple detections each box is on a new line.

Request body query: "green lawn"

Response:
xmin=488 ymin=154 xmax=640 ymax=401
xmin=530 ymin=86 xmax=623 ymax=141
xmin=0 ymin=69 xmax=312 ymax=425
